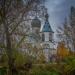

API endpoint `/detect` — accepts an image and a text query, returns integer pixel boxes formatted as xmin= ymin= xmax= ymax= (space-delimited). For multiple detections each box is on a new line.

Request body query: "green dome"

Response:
xmin=31 ymin=17 xmax=41 ymax=28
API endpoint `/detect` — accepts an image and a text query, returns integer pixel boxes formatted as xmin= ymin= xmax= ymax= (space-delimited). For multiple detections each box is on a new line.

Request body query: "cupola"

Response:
xmin=31 ymin=16 xmax=41 ymax=28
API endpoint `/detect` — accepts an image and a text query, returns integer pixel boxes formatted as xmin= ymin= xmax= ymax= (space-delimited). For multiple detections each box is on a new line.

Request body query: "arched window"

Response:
xmin=42 ymin=33 xmax=45 ymax=41
xmin=49 ymin=33 xmax=52 ymax=41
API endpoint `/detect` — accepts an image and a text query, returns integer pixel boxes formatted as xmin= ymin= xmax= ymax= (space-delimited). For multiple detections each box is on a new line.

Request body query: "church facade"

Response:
xmin=26 ymin=12 xmax=56 ymax=62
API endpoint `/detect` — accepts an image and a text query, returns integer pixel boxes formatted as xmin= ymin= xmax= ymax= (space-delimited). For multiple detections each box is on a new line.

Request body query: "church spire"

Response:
xmin=42 ymin=11 xmax=53 ymax=33
xmin=45 ymin=13 xmax=49 ymax=21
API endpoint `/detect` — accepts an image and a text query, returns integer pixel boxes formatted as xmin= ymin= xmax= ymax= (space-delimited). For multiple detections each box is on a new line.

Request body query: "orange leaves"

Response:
xmin=57 ymin=42 xmax=69 ymax=58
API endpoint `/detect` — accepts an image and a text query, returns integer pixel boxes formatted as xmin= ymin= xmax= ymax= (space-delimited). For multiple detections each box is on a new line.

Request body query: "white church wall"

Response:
xmin=44 ymin=48 xmax=50 ymax=62
xmin=44 ymin=32 xmax=49 ymax=41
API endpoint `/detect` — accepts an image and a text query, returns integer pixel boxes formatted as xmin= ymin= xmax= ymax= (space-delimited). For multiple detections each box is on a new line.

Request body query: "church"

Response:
xmin=25 ymin=11 xmax=56 ymax=62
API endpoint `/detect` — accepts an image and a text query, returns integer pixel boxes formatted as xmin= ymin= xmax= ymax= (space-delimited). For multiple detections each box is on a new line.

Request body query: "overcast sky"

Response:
xmin=45 ymin=0 xmax=75 ymax=41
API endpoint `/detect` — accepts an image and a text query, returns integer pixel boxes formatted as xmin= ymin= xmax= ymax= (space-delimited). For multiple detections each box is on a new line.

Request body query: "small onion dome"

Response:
xmin=31 ymin=17 xmax=41 ymax=28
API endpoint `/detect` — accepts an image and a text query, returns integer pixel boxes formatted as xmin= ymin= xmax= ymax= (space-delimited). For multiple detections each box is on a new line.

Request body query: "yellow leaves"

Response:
xmin=12 ymin=49 xmax=26 ymax=67
xmin=15 ymin=52 xmax=25 ymax=66
xmin=57 ymin=42 xmax=70 ymax=58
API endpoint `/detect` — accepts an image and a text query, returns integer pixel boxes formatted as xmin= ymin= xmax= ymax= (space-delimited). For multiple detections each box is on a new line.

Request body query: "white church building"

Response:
xmin=25 ymin=12 xmax=56 ymax=62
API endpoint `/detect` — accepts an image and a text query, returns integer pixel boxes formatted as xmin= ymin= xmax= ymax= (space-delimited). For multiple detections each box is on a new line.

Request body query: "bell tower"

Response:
xmin=41 ymin=12 xmax=54 ymax=62
xmin=42 ymin=13 xmax=53 ymax=42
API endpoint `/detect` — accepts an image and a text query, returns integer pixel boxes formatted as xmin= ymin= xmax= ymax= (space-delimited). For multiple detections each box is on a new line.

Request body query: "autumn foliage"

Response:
xmin=57 ymin=41 xmax=70 ymax=60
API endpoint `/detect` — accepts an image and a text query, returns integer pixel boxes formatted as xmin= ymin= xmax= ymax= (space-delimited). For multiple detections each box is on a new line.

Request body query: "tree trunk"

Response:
xmin=1 ymin=0 xmax=13 ymax=75
xmin=3 ymin=17 xmax=13 ymax=75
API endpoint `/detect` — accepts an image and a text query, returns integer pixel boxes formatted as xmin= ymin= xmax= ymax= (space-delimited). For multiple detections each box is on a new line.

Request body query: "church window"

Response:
xmin=42 ymin=33 xmax=45 ymax=41
xmin=49 ymin=33 xmax=52 ymax=41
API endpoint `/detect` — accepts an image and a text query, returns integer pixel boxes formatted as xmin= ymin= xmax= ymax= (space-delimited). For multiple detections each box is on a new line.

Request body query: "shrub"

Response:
xmin=30 ymin=64 xmax=61 ymax=75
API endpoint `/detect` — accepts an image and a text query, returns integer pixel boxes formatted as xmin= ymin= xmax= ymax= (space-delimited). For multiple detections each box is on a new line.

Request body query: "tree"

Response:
xmin=57 ymin=6 xmax=75 ymax=52
xmin=57 ymin=41 xmax=70 ymax=61
xmin=0 ymin=0 xmax=46 ymax=75
xmin=69 ymin=6 xmax=75 ymax=51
